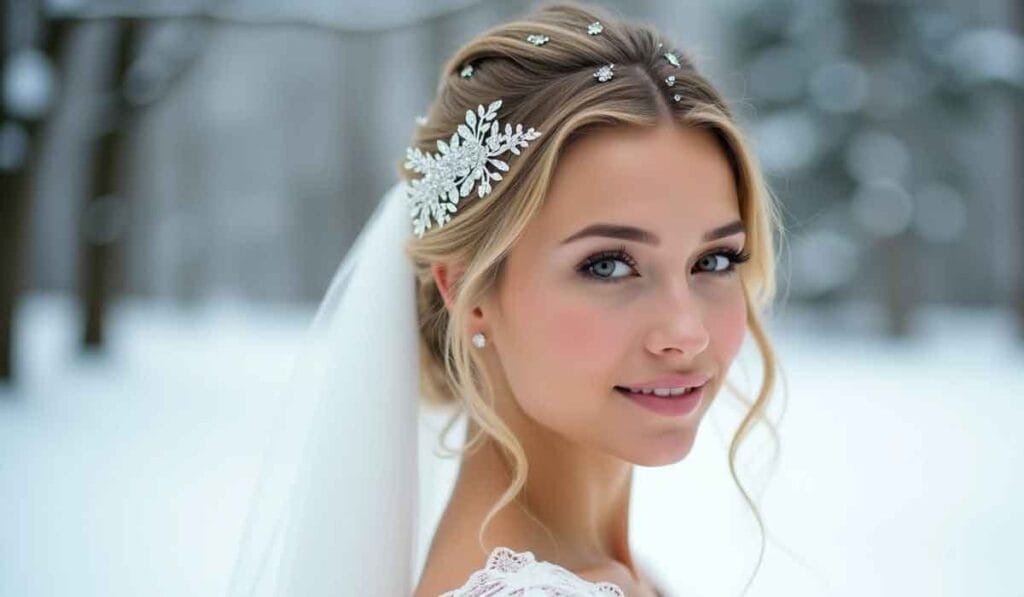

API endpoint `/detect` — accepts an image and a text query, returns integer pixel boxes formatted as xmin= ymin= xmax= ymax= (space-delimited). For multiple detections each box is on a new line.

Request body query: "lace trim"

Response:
xmin=439 ymin=546 xmax=625 ymax=596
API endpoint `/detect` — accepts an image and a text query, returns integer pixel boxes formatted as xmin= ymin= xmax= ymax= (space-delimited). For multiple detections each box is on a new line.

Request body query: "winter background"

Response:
xmin=1 ymin=0 xmax=1022 ymax=596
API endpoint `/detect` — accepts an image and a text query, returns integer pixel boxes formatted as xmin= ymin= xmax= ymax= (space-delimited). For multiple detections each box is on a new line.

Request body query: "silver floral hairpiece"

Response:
xmin=404 ymin=30 xmax=683 ymax=237
xmin=403 ymin=99 xmax=542 ymax=238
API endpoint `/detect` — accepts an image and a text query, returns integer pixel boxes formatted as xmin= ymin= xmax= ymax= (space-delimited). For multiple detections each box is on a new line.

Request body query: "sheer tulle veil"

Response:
xmin=226 ymin=180 xmax=424 ymax=595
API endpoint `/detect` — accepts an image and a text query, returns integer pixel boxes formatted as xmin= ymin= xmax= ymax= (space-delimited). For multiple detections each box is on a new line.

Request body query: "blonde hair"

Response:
xmin=399 ymin=2 xmax=785 ymax=592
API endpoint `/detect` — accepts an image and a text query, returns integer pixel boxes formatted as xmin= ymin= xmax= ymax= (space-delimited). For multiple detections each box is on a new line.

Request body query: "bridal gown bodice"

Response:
xmin=438 ymin=546 xmax=626 ymax=596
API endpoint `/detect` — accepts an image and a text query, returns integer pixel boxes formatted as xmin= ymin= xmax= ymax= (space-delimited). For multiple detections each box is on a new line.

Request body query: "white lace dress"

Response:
xmin=438 ymin=546 xmax=626 ymax=596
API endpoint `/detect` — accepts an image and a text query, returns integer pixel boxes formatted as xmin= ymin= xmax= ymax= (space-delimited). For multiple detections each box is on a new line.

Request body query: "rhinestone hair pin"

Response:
xmin=404 ymin=27 xmax=684 ymax=236
xmin=403 ymin=99 xmax=542 ymax=238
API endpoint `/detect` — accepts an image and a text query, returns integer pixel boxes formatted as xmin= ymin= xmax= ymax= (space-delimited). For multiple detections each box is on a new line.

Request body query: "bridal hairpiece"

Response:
xmin=403 ymin=23 xmax=680 ymax=238
xmin=402 ymin=99 xmax=543 ymax=238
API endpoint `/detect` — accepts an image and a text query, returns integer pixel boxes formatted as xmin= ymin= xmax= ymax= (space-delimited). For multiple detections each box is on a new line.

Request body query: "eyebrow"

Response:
xmin=559 ymin=220 xmax=746 ymax=246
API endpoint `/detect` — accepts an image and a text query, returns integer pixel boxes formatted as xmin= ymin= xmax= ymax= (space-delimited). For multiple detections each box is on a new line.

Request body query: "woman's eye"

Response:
xmin=577 ymin=247 xmax=749 ymax=283
xmin=696 ymin=253 xmax=730 ymax=273
xmin=587 ymin=258 xmax=634 ymax=280
xmin=577 ymin=249 xmax=638 ymax=283
xmin=696 ymin=248 xmax=750 ymax=275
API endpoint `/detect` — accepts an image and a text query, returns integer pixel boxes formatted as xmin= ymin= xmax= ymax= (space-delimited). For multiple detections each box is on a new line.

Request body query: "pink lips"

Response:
xmin=618 ymin=372 xmax=711 ymax=391
xmin=615 ymin=384 xmax=705 ymax=416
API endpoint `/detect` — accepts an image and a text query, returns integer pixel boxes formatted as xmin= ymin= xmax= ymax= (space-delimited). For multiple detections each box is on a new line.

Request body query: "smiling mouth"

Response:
xmin=613 ymin=385 xmax=702 ymax=398
xmin=613 ymin=383 xmax=707 ymax=416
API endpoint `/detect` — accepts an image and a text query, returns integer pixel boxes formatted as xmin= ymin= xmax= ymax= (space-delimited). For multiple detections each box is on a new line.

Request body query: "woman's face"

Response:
xmin=482 ymin=123 xmax=749 ymax=466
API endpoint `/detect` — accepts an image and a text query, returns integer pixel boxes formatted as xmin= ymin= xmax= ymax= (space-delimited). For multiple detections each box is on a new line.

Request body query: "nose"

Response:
xmin=644 ymin=281 xmax=710 ymax=358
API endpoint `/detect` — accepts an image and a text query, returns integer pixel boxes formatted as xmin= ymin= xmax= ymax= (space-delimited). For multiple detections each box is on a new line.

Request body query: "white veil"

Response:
xmin=226 ymin=180 xmax=426 ymax=596
xmin=226 ymin=96 xmax=542 ymax=596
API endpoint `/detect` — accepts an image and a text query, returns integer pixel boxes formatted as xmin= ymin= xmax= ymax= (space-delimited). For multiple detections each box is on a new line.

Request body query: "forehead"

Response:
xmin=530 ymin=123 xmax=740 ymax=246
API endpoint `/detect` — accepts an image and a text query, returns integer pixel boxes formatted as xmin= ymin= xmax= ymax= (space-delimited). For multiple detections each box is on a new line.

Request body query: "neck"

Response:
xmin=452 ymin=414 xmax=636 ymax=575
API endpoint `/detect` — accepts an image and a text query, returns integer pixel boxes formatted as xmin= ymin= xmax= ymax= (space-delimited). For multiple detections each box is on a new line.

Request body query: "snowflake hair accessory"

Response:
xmin=403 ymin=99 xmax=542 ymax=238
xmin=594 ymin=63 xmax=615 ymax=82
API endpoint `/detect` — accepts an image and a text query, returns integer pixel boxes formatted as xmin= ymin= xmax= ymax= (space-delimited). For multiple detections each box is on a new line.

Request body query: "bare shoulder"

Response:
xmin=413 ymin=543 xmax=492 ymax=597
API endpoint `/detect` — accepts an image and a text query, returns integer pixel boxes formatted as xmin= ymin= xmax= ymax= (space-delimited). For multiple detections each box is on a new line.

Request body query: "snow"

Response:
xmin=1 ymin=292 xmax=1021 ymax=596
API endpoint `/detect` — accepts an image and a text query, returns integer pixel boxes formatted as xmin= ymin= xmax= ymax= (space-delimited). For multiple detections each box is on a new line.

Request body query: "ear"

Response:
xmin=430 ymin=262 xmax=464 ymax=311
xmin=430 ymin=262 xmax=485 ymax=322
xmin=430 ymin=262 xmax=489 ymax=331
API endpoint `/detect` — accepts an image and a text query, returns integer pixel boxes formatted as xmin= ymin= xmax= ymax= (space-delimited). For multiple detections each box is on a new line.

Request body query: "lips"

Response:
xmin=617 ymin=372 xmax=712 ymax=393
xmin=615 ymin=383 xmax=706 ymax=416
xmin=614 ymin=385 xmax=700 ymax=397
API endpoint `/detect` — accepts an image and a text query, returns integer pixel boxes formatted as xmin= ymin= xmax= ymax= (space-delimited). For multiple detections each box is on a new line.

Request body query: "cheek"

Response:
xmin=502 ymin=281 xmax=624 ymax=420
xmin=523 ymin=289 xmax=623 ymax=376
xmin=707 ymin=287 xmax=747 ymax=363
xmin=546 ymin=304 xmax=616 ymax=360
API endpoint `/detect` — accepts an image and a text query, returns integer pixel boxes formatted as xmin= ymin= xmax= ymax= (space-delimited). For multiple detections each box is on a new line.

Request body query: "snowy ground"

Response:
xmin=1 ymin=292 xmax=1021 ymax=597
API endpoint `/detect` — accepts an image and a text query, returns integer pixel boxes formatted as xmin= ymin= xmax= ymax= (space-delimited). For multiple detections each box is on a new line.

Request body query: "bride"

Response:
xmin=226 ymin=2 xmax=783 ymax=596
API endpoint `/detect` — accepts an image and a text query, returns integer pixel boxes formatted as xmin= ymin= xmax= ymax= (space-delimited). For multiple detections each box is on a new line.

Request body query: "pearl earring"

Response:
xmin=472 ymin=332 xmax=487 ymax=348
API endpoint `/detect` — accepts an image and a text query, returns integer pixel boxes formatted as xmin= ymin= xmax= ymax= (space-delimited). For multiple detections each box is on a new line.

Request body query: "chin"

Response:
xmin=621 ymin=429 xmax=699 ymax=467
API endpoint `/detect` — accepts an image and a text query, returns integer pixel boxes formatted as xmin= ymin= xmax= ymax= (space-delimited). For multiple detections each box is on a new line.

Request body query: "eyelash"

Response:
xmin=576 ymin=244 xmax=751 ymax=283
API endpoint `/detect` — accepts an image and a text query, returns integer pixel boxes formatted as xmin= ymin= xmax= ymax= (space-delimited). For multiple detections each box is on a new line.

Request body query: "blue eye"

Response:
xmin=695 ymin=248 xmax=751 ymax=274
xmin=576 ymin=245 xmax=751 ymax=283
xmin=577 ymin=248 xmax=639 ymax=283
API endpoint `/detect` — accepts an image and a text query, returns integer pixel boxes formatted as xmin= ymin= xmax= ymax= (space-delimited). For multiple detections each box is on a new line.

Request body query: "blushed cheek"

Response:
xmin=711 ymin=292 xmax=747 ymax=364
xmin=509 ymin=289 xmax=623 ymax=426
xmin=511 ymin=278 xmax=624 ymax=388
xmin=535 ymin=298 xmax=618 ymax=365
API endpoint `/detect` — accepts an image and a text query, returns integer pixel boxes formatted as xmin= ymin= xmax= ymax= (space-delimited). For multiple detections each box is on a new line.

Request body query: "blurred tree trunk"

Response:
xmin=879 ymin=233 xmax=915 ymax=337
xmin=0 ymin=5 xmax=20 ymax=381
xmin=848 ymin=3 xmax=917 ymax=338
xmin=1014 ymin=2 xmax=1024 ymax=340
xmin=0 ymin=6 xmax=70 ymax=382
xmin=79 ymin=19 xmax=137 ymax=349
